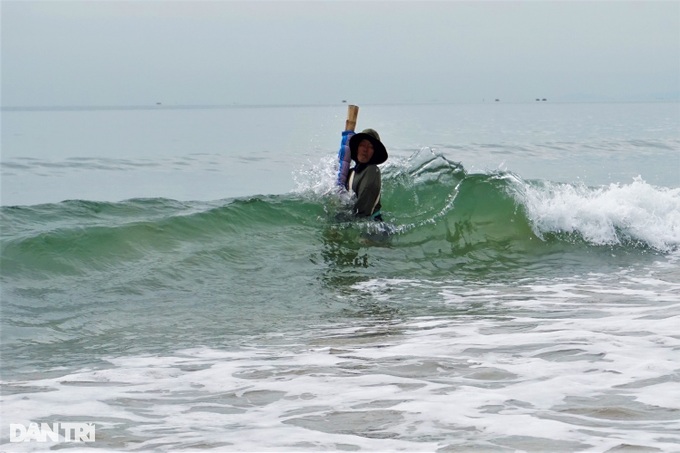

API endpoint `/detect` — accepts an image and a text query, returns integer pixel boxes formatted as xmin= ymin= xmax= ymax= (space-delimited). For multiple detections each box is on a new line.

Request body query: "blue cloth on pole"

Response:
xmin=336 ymin=130 xmax=355 ymax=189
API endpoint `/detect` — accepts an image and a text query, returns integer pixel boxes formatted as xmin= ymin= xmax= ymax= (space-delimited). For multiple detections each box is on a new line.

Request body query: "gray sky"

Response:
xmin=2 ymin=0 xmax=679 ymax=106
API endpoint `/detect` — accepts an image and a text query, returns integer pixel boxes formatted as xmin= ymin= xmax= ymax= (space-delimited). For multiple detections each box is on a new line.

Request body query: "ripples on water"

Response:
xmin=2 ymin=103 xmax=679 ymax=451
xmin=3 ymin=269 xmax=679 ymax=451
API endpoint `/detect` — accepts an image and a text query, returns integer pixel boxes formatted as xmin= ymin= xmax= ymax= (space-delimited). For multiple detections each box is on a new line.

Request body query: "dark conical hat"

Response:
xmin=349 ymin=128 xmax=388 ymax=165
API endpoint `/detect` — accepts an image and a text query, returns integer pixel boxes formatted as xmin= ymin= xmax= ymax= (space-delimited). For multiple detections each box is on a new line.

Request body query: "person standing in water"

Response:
xmin=346 ymin=128 xmax=388 ymax=221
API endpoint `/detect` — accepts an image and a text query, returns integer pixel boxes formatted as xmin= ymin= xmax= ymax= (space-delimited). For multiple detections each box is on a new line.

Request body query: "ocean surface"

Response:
xmin=1 ymin=102 xmax=679 ymax=452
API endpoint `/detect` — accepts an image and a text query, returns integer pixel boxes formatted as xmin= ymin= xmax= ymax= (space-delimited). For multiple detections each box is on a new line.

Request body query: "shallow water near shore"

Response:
xmin=2 ymin=102 xmax=679 ymax=451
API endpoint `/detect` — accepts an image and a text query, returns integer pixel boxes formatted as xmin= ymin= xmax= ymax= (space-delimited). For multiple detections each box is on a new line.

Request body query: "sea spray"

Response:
xmin=5 ymin=151 xmax=678 ymax=283
xmin=514 ymin=176 xmax=680 ymax=251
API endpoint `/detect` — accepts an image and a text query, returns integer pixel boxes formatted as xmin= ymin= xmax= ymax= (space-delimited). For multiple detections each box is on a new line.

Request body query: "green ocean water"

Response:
xmin=1 ymin=103 xmax=679 ymax=451
xmin=2 ymin=150 xmax=676 ymax=367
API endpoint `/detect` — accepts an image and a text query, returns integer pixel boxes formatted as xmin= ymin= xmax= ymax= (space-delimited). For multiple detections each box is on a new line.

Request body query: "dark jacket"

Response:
xmin=347 ymin=163 xmax=382 ymax=219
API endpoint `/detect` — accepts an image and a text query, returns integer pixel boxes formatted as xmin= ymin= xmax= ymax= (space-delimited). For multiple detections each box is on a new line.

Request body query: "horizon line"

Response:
xmin=3 ymin=98 xmax=679 ymax=112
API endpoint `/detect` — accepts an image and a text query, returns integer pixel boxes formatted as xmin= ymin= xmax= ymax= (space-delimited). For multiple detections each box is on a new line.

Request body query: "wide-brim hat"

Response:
xmin=349 ymin=128 xmax=388 ymax=165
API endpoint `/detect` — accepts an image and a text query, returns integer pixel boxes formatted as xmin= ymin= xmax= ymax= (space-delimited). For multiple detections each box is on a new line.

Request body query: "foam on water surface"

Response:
xmin=3 ymin=263 xmax=679 ymax=452
xmin=517 ymin=176 xmax=680 ymax=251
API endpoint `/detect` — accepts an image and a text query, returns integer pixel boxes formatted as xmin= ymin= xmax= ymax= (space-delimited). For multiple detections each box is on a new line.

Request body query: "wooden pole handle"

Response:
xmin=345 ymin=105 xmax=359 ymax=131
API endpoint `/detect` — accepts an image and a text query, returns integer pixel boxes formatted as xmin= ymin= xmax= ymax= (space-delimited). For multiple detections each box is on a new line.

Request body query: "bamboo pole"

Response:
xmin=345 ymin=105 xmax=359 ymax=131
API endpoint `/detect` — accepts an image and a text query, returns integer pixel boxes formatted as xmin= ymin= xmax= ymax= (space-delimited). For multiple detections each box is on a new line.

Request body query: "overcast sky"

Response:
xmin=2 ymin=0 xmax=679 ymax=106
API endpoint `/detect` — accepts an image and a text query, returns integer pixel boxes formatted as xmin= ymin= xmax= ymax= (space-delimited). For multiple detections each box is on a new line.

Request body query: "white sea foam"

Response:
xmin=3 ymin=263 xmax=679 ymax=452
xmin=517 ymin=176 xmax=680 ymax=251
xmin=292 ymin=154 xmax=339 ymax=197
